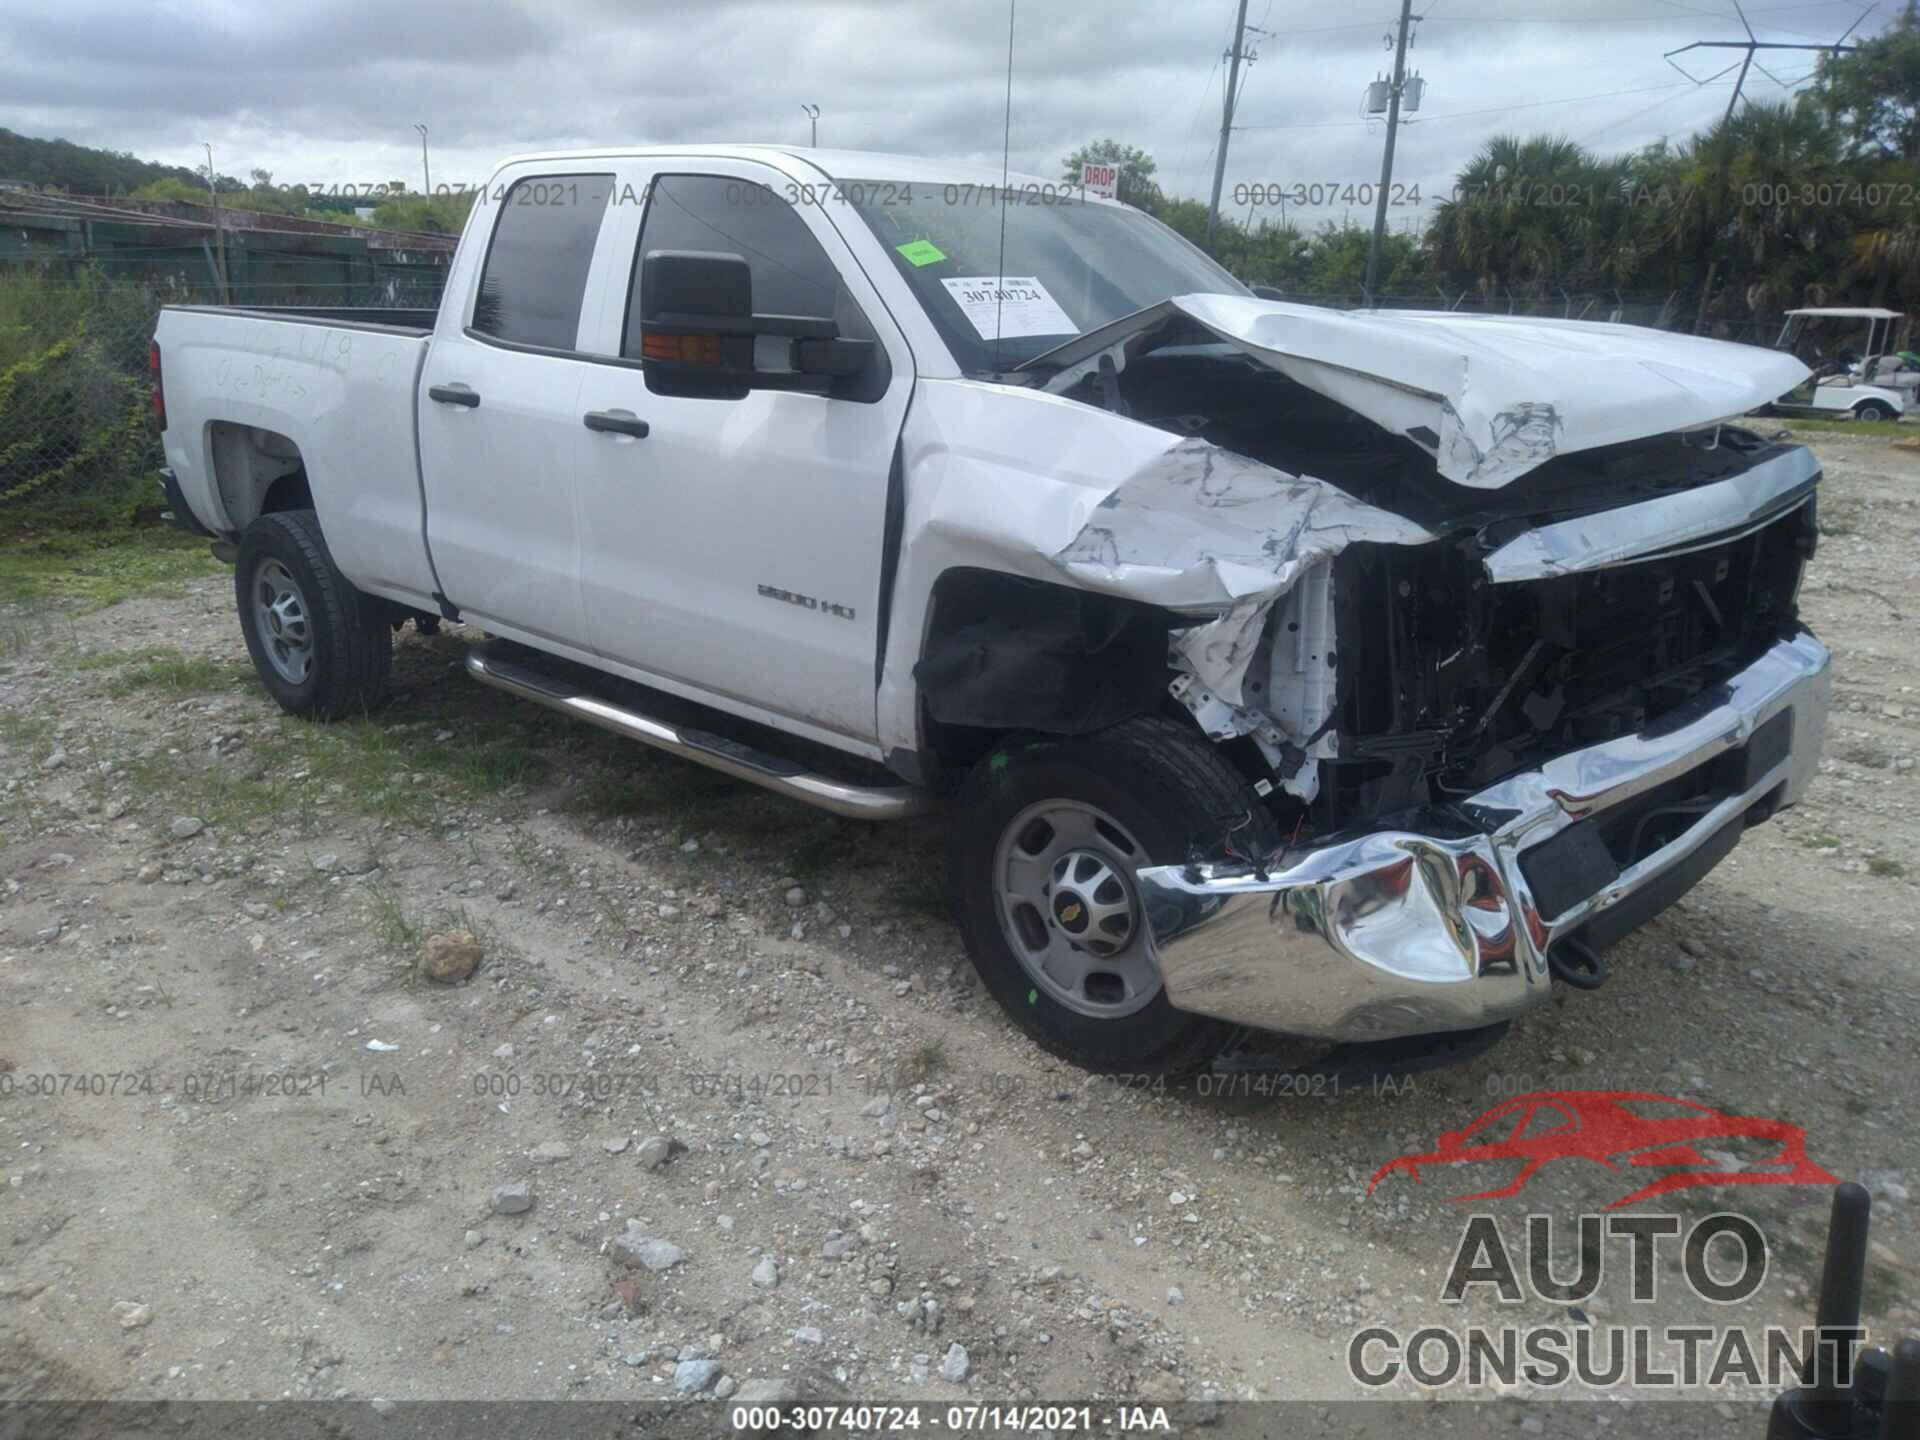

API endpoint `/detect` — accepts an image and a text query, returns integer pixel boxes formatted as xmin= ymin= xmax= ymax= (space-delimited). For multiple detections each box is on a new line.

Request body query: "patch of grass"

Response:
xmin=1777 ymin=416 xmax=1911 ymax=441
xmin=560 ymin=771 xmax=653 ymax=818
xmin=892 ymin=870 xmax=952 ymax=921
xmin=0 ymin=619 xmax=35 ymax=662
xmin=104 ymin=652 xmax=252 ymax=698
xmin=370 ymin=886 xmax=422 ymax=951
xmin=117 ymin=730 xmax=319 ymax=833
xmin=0 ymin=523 xmax=222 ymax=609
xmin=1799 ymin=831 xmax=1843 ymax=851
xmin=787 ymin=817 xmax=862 ymax=883
xmin=1867 ymin=856 xmax=1906 ymax=878
xmin=67 ymin=644 xmax=173 ymax=672
xmin=0 ymin=708 xmax=58 ymax=763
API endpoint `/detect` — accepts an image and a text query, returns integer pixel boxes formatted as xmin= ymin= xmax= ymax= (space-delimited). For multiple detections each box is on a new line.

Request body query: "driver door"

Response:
xmin=571 ymin=160 xmax=914 ymax=748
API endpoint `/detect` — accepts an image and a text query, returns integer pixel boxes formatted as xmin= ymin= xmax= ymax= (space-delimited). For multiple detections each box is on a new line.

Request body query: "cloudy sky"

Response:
xmin=0 ymin=0 xmax=1894 ymax=232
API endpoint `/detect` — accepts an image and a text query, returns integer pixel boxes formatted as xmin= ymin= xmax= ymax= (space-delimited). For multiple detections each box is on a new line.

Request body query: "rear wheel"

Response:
xmin=235 ymin=508 xmax=391 ymax=718
xmin=1854 ymin=399 xmax=1898 ymax=422
xmin=949 ymin=717 xmax=1278 ymax=1074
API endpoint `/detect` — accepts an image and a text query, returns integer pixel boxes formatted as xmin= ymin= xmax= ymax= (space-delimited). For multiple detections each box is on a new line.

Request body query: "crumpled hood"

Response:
xmin=1037 ymin=294 xmax=1812 ymax=488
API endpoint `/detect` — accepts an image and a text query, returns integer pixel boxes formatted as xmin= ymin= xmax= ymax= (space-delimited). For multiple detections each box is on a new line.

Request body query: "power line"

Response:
xmin=1577 ymin=78 xmax=1709 ymax=143
xmin=1663 ymin=0 xmax=1867 ymax=122
xmin=1421 ymin=0 xmax=1874 ymax=20
xmin=1237 ymin=78 xmax=1715 ymax=129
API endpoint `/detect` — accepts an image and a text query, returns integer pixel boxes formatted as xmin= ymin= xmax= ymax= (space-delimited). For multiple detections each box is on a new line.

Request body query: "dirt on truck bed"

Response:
xmin=1 ymin=433 xmax=1915 ymax=1435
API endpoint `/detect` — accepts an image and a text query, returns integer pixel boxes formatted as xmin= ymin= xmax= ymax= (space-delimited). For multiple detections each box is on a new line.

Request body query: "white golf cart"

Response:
xmin=1769 ymin=307 xmax=1910 ymax=422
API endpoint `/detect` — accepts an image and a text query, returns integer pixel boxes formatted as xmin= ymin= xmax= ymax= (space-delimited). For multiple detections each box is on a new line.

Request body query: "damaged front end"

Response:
xmin=972 ymin=296 xmax=1833 ymax=1042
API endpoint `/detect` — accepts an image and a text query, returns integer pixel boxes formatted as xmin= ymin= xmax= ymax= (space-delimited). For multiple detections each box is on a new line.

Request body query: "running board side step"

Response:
xmin=464 ymin=648 xmax=934 ymax=821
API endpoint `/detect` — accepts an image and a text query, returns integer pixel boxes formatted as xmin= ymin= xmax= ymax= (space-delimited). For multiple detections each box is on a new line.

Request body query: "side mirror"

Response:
xmin=638 ymin=249 xmax=877 ymax=400
xmin=639 ymin=250 xmax=756 ymax=400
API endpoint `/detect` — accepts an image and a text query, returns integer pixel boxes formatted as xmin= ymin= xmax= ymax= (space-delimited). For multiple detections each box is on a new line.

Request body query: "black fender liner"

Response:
xmin=914 ymin=568 xmax=1179 ymax=736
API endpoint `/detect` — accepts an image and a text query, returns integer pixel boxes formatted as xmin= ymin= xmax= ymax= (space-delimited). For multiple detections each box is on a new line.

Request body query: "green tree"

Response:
xmin=1427 ymin=135 xmax=1623 ymax=296
xmin=129 ymin=177 xmax=209 ymax=204
xmin=1669 ymin=100 xmax=1858 ymax=323
xmin=1810 ymin=16 xmax=1920 ymax=163
xmin=1060 ymin=140 xmax=1162 ymax=208
xmin=369 ymin=191 xmax=476 ymax=235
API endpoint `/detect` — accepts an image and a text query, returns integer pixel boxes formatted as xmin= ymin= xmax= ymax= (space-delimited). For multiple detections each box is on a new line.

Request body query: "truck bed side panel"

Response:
xmin=156 ymin=308 xmax=438 ymax=603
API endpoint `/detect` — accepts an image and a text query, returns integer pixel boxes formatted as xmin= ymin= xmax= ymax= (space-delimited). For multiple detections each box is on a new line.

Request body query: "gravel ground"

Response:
xmin=1 ymin=432 xmax=1915 ymax=1432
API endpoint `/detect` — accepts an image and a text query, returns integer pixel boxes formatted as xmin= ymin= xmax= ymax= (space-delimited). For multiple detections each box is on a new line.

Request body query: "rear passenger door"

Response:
xmin=571 ymin=162 xmax=914 ymax=748
xmin=419 ymin=170 xmax=614 ymax=648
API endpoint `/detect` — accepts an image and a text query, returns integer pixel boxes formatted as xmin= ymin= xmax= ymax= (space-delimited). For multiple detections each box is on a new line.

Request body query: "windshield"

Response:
xmin=842 ymin=180 xmax=1247 ymax=372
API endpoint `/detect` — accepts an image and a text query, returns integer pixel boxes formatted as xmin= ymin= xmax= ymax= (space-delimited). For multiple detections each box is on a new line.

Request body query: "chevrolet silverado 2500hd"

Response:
xmin=154 ymin=146 xmax=1829 ymax=1074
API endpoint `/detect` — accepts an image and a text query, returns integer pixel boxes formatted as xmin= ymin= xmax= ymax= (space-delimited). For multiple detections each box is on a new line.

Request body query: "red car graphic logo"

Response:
xmin=1368 ymin=1090 xmax=1837 ymax=1210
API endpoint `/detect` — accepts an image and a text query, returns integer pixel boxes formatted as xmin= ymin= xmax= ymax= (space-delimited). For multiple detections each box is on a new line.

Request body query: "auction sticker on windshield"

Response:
xmin=939 ymin=276 xmax=1077 ymax=339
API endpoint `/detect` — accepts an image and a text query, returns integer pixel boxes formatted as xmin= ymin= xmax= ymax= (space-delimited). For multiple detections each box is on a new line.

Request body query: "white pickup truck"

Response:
xmin=154 ymin=144 xmax=1831 ymax=1074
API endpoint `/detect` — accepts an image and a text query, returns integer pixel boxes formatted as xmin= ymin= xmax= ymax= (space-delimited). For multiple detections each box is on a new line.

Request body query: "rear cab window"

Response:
xmin=471 ymin=174 xmax=615 ymax=350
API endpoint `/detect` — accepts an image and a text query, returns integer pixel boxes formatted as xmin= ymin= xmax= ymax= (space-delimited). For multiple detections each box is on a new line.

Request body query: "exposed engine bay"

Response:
xmin=1019 ymin=337 xmax=1819 ymax=840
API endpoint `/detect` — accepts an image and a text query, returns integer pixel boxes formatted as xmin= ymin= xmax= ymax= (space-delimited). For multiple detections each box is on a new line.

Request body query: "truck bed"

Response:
xmin=155 ymin=304 xmax=440 ymax=605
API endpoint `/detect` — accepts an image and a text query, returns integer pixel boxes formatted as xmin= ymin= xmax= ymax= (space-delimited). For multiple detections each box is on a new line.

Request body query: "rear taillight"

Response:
xmin=149 ymin=340 xmax=166 ymax=431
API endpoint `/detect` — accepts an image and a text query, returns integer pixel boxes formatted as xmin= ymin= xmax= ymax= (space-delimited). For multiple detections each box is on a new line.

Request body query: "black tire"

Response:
xmin=949 ymin=717 xmax=1279 ymax=1075
xmin=1854 ymin=400 xmax=1897 ymax=422
xmin=235 ymin=508 xmax=392 ymax=719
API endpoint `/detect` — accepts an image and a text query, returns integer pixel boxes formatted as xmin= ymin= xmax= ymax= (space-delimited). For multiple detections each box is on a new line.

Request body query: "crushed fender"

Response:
xmin=1048 ymin=437 xmax=1431 ymax=798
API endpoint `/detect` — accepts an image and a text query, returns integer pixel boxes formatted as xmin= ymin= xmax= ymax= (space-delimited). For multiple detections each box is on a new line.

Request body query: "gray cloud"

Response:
xmin=0 ymin=0 xmax=1891 ymax=227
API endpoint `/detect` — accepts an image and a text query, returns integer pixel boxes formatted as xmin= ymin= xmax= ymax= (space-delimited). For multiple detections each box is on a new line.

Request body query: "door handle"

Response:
xmin=583 ymin=409 xmax=651 ymax=439
xmin=429 ymin=383 xmax=480 ymax=407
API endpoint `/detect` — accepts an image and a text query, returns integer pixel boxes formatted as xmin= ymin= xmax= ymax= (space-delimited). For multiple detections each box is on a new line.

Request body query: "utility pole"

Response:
xmin=1205 ymin=0 xmax=1253 ymax=251
xmin=203 ymin=142 xmax=229 ymax=305
xmin=414 ymin=123 xmax=431 ymax=195
xmin=1364 ymin=0 xmax=1416 ymax=302
xmin=801 ymin=104 xmax=820 ymax=147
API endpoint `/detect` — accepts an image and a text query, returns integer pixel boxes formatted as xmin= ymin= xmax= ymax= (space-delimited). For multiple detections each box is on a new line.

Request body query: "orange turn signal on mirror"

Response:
xmin=641 ymin=331 xmax=723 ymax=365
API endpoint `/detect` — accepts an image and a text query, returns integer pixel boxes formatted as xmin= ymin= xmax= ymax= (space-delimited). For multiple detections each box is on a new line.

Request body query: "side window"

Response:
xmin=623 ymin=174 xmax=873 ymax=359
xmin=472 ymin=174 xmax=614 ymax=350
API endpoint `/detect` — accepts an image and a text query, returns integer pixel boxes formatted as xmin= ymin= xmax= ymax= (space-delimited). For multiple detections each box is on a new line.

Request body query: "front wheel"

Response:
xmin=235 ymin=508 xmax=391 ymax=719
xmin=949 ymin=717 xmax=1279 ymax=1074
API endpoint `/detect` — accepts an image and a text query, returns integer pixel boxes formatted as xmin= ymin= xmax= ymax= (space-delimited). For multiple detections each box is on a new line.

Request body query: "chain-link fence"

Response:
xmin=0 ymin=264 xmax=1826 ymax=524
xmin=0 ymin=265 xmax=445 ymax=520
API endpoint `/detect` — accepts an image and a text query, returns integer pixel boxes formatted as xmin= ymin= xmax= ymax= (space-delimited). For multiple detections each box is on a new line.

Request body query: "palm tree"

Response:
xmin=1668 ymin=100 xmax=1856 ymax=331
xmin=1428 ymin=136 xmax=1616 ymax=301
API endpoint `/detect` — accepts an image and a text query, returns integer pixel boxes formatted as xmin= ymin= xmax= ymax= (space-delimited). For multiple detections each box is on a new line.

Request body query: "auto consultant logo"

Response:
xmin=1367 ymin=1090 xmax=1837 ymax=1209
xmin=1348 ymin=1211 xmax=1866 ymax=1392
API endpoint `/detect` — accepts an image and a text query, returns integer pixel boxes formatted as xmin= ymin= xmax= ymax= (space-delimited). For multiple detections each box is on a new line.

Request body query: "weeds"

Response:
xmin=0 ymin=708 xmax=58 ymax=763
xmin=892 ymin=870 xmax=951 ymax=921
xmin=905 ymin=1038 xmax=948 ymax=1084
xmin=787 ymin=817 xmax=862 ymax=883
xmin=1867 ymin=857 xmax=1906 ymax=878
xmin=98 ymin=650 xmax=250 ymax=697
xmin=371 ymin=887 xmax=422 ymax=951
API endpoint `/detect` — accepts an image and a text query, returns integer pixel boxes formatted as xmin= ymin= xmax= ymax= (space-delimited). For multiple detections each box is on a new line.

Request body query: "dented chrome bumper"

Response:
xmin=1137 ymin=632 xmax=1831 ymax=1043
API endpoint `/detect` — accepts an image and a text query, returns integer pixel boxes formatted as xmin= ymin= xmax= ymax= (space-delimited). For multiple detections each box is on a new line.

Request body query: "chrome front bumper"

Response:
xmin=1137 ymin=632 xmax=1831 ymax=1043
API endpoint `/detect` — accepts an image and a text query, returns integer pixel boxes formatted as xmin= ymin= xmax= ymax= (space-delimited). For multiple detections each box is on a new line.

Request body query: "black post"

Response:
xmin=1813 ymin=1183 xmax=1874 ymax=1423
xmin=1883 ymin=1337 xmax=1920 ymax=1440
xmin=1770 ymin=1181 xmax=1872 ymax=1439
